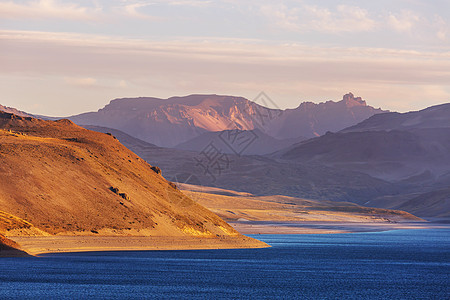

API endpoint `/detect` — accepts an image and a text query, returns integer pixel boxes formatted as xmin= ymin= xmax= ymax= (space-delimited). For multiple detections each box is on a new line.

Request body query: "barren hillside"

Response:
xmin=0 ymin=112 xmax=266 ymax=252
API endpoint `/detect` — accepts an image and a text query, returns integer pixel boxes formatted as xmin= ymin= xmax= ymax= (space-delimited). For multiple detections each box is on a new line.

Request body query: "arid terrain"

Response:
xmin=79 ymin=99 xmax=449 ymax=222
xmin=275 ymin=103 xmax=450 ymax=219
xmin=180 ymin=184 xmax=421 ymax=223
xmin=0 ymin=112 xmax=267 ymax=255
xmin=1 ymin=95 xmax=448 ymax=256
xmin=177 ymin=184 xmax=427 ymax=234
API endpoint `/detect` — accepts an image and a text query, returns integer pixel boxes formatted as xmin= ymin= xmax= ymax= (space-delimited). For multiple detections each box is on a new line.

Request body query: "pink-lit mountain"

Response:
xmin=264 ymin=92 xmax=386 ymax=139
xmin=68 ymin=93 xmax=385 ymax=148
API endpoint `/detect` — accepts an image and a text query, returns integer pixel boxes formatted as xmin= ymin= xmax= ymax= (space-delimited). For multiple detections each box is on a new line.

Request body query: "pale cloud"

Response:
xmin=258 ymin=2 xmax=448 ymax=43
xmin=1 ymin=30 xmax=450 ymax=115
xmin=0 ymin=0 xmax=160 ymax=22
xmin=387 ymin=10 xmax=420 ymax=33
xmin=260 ymin=3 xmax=377 ymax=33
xmin=0 ymin=0 xmax=99 ymax=20
xmin=434 ymin=15 xmax=449 ymax=41
xmin=1 ymin=0 xmax=447 ymax=45
xmin=167 ymin=0 xmax=212 ymax=7
xmin=64 ymin=77 xmax=98 ymax=87
xmin=119 ymin=80 xmax=128 ymax=88
xmin=259 ymin=4 xmax=300 ymax=31
xmin=122 ymin=2 xmax=154 ymax=19
xmin=3 ymin=30 xmax=450 ymax=77
xmin=419 ymin=85 xmax=450 ymax=99
xmin=304 ymin=4 xmax=377 ymax=33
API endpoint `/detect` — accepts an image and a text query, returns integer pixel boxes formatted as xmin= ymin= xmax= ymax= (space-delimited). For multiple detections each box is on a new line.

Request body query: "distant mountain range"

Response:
xmin=85 ymin=125 xmax=401 ymax=211
xmin=276 ymin=103 xmax=450 ymax=179
xmin=175 ymin=129 xmax=304 ymax=155
xmin=68 ymin=93 xmax=386 ymax=149
xmin=82 ymin=101 xmax=449 ymax=220
xmin=265 ymin=92 xmax=386 ymax=139
xmin=275 ymin=103 xmax=450 ymax=219
xmin=341 ymin=103 xmax=450 ymax=132
xmin=2 ymin=95 xmax=448 ymax=221
xmin=69 ymin=95 xmax=269 ymax=147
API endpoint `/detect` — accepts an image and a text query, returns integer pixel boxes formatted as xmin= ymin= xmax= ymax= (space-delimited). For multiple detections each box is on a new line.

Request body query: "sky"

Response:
xmin=1 ymin=0 xmax=450 ymax=116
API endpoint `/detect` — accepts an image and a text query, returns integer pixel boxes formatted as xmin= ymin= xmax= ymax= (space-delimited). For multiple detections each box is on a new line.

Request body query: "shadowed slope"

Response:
xmin=342 ymin=103 xmax=450 ymax=133
xmin=0 ymin=234 xmax=29 ymax=257
xmin=85 ymin=124 xmax=398 ymax=205
xmin=265 ymin=92 xmax=386 ymax=139
xmin=175 ymin=128 xmax=305 ymax=155
xmin=274 ymin=103 xmax=450 ymax=219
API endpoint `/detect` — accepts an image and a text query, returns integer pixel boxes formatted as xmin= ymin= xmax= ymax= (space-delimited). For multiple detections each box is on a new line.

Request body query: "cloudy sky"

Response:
xmin=1 ymin=0 xmax=449 ymax=116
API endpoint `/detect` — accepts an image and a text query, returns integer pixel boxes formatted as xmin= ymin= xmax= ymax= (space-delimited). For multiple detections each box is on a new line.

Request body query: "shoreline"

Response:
xmin=229 ymin=221 xmax=448 ymax=235
xmin=9 ymin=235 xmax=269 ymax=256
xmin=7 ymin=221 xmax=449 ymax=256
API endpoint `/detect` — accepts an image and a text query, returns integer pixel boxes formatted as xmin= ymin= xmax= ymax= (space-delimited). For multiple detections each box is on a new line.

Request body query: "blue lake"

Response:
xmin=1 ymin=229 xmax=449 ymax=299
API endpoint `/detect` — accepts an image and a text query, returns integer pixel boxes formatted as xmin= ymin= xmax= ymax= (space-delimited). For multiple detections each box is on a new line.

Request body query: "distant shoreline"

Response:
xmin=228 ymin=221 xmax=449 ymax=235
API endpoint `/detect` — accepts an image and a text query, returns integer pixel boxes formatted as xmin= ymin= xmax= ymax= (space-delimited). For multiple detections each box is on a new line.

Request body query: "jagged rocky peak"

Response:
xmin=342 ymin=92 xmax=366 ymax=106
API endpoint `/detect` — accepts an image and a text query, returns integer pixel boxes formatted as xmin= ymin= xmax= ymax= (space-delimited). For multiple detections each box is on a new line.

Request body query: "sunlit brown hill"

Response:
xmin=0 ymin=112 xmax=264 ymax=247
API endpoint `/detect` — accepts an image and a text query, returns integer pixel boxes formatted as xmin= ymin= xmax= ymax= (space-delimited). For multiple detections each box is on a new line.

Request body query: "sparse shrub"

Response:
xmin=109 ymin=186 xmax=120 ymax=194
xmin=119 ymin=193 xmax=130 ymax=201
xmin=109 ymin=186 xmax=131 ymax=201
xmin=168 ymin=181 xmax=178 ymax=190
xmin=106 ymin=132 xmax=117 ymax=139
xmin=151 ymin=166 xmax=161 ymax=175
